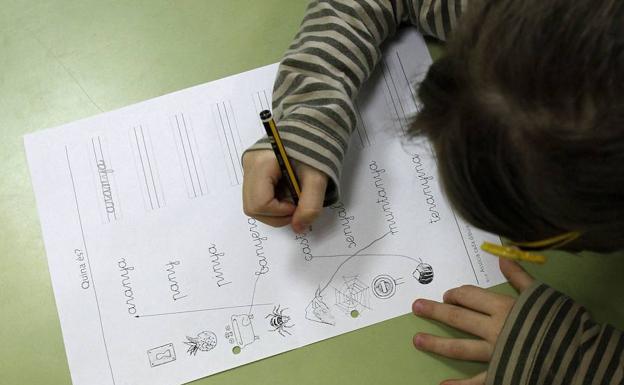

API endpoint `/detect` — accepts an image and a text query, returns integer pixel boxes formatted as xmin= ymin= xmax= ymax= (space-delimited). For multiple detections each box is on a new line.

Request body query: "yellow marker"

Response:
xmin=481 ymin=232 xmax=580 ymax=264
xmin=260 ymin=110 xmax=301 ymax=204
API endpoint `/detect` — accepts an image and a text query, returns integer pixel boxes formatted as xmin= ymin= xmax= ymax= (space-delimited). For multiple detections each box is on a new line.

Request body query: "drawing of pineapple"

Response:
xmin=184 ymin=331 xmax=217 ymax=356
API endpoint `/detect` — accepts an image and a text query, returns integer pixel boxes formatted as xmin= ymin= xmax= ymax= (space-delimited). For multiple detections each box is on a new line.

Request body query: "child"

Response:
xmin=242 ymin=1 xmax=624 ymax=384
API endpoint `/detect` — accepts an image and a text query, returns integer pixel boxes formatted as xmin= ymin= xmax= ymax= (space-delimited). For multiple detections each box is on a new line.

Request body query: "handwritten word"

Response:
xmin=208 ymin=244 xmax=232 ymax=287
xmin=411 ymin=155 xmax=441 ymax=224
xmin=330 ymin=202 xmax=357 ymax=248
xmin=96 ymin=159 xmax=116 ymax=218
xmin=118 ymin=258 xmax=137 ymax=315
xmin=369 ymin=161 xmax=398 ymax=235
xmin=248 ymin=218 xmax=269 ymax=276
xmin=165 ymin=260 xmax=188 ymax=301
xmin=295 ymin=231 xmax=313 ymax=261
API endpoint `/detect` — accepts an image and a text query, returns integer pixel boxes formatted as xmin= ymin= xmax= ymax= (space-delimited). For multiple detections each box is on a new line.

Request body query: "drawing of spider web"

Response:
xmin=334 ymin=276 xmax=370 ymax=314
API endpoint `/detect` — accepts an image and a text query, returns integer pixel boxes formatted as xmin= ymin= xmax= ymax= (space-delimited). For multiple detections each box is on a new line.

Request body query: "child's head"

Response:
xmin=412 ymin=0 xmax=624 ymax=251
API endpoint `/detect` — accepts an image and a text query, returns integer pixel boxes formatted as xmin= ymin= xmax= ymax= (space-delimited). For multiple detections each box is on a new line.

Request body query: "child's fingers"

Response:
xmin=243 ymin=183 xmax=296 ymax=219
xmin=413 ymin=333 xmax=490 ymax=362
xmin=412 ymin=299 xmax=490 ymax=339
xmin=242 ymin=151 xmax=297 ymax=220
xmin=440 ymin=371 xmax=487 ymax=385
xmin=253 ymin=196 xmax=297 ymax=217
xmin=291 ymin=165 xmax=328 ymax=233
xmin=251 ymin=214 xmax=292 ymax=228
xmin=499 ymin=258 xmax=534 ymax=292
xmin=443 ymin=285 xmax=514 ymax=316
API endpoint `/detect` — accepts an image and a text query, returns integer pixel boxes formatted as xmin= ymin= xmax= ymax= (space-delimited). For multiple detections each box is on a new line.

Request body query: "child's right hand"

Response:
xmin=242 ymin=150 xmax=328 ymax=233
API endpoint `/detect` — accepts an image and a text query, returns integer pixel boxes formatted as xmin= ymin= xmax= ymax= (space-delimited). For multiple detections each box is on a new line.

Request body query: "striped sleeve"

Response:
xmin=244 ymin=0 xmax=465 ymax=205
xmin=486 ymin=282 xmax=624 ymax=385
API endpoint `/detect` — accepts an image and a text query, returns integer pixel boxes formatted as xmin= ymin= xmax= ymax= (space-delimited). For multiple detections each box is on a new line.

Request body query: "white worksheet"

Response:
xmin=25 ymin=29 xmax=504 ymax=385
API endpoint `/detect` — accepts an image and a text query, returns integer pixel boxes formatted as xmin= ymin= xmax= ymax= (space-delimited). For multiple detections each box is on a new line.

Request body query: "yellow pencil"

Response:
xmin=260 ymin=110 xmax=301 ymax=204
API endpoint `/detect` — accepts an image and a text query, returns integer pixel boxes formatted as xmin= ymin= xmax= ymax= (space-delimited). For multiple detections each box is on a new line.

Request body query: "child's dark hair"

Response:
xmin=412 ymin=0 xmax=624 ymax=251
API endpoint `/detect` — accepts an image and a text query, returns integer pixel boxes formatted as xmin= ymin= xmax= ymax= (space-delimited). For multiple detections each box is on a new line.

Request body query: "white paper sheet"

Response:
xmin=25 ymin=29 xmax=504 ymax=385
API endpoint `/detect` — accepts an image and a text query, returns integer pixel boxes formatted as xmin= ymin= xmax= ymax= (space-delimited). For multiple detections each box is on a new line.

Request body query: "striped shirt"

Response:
xmin=248 ymin=0 xmax=465 ymax=204
xmin=492 ymin=283 xmax=623 ymax=385
xmin=245 ymin=2 xmax=624 ymax=383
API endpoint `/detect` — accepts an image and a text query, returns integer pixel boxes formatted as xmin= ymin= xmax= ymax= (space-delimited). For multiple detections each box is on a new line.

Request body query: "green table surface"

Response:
xmin=1 ymin=1 xmax=623 ymax=384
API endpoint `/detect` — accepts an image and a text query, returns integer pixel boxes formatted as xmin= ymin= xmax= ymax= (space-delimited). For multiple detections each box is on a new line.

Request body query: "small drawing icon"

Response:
xmin=184 ymin=331 xmax=217 ymax=356
xmin=413 ymin=262 xmax=434 ymax=284
xmin=266 ymin=305 xmax=294 ymax=337
xmin=305 ymin=288 xmax=335 ymax=325
xmin=334 ymin=276 xmax=370 ymax=315
xmin=229 ymin=314 xmax=259 ymax=349
xmin=371 ymin=274 xmax=403 ymax=299
xmin=147 ymin=343 xmax=176 ymax=367
xmin=225 ymin=326 xmax=235 ymax=344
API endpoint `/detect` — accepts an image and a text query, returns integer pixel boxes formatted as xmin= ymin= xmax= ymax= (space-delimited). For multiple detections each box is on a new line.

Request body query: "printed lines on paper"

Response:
xmin=171 ymin=113 xmax=208 ymax=199
xmin=131 ymin=125 xmax=165 ymax=209
xmin=213 ymin=101 xmax=243 ymax=186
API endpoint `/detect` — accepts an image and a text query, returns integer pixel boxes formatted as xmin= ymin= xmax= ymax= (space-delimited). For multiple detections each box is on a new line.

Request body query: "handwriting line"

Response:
xmin=396 ymin=51 xmax=420 ymax=112
xmin=223 ymin=102 xmax=242 ymax=181
xmin=139 ymin=126 xmax=161 ymax=208
xmin=97 ymin=137 xmax=120 ymax=220
xmin=133 ymin=127 xmax=154 ymax=210
xmin=175 ymin=115 xmax=197 ymax=198
xmin=262 ymin=90 xmax=270 ymax=111
xmin=91 ymin=137 xmax=111 ymax=223
xmin=354 ymin=102 xmax=371 ymax=148
xmin=384 ymin=57 xmax=409 ymax=128
xmin=216 ymin=103 xmax=239 ymax=185
xmin=180 ymin=114 xmax=203 ymax=196
xmin=380 ymin=59 xmax=406 ymax=135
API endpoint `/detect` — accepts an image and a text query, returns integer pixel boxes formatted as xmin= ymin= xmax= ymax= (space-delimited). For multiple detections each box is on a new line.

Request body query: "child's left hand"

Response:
xmin=411 ymin=259 xmax=535 ymax=385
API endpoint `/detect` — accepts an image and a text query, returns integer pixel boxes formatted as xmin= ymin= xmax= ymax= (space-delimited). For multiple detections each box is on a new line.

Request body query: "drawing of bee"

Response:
xmin=265 ymin=305 xmax=294 ymax=337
